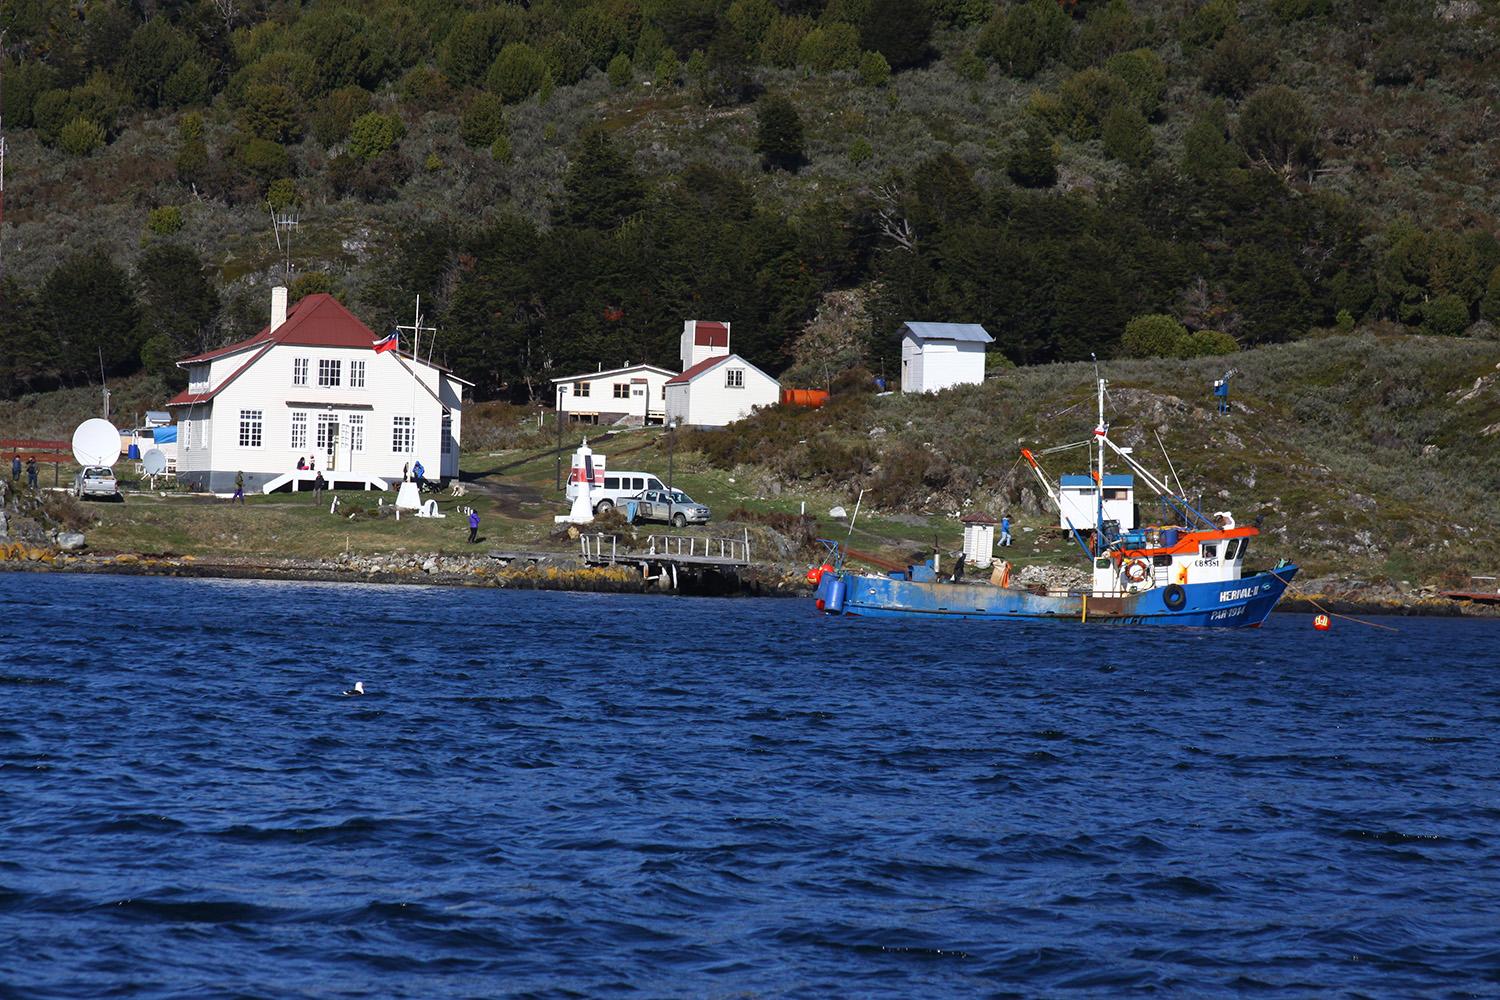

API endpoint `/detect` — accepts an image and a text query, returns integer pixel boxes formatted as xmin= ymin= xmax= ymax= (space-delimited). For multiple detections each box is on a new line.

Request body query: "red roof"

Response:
xmin=666 ymin=355 xmax=731 ymax=385
xmin=692 ymin=321 xmax=728 ymax=348
xmin=179 ymin=294 xmax=378 ymax=364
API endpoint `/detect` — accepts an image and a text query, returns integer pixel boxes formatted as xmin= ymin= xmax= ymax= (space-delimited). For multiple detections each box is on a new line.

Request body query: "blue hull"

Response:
xmin=816 ymin=565 xmax=1298 ymax=628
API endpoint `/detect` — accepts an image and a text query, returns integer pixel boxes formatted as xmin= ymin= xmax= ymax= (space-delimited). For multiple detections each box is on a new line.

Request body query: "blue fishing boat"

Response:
xmin=813 ymin=377 xmax=1298 ymax=627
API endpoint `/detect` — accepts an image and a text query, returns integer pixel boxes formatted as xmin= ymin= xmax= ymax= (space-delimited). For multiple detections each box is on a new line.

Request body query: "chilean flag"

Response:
xmin=372 ymin=329 xmax=398 ymax=353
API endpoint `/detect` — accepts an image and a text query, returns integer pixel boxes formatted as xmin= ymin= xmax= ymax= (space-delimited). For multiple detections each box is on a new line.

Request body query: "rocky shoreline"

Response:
xmin=3 ymin=544 xmax=1495 ymax=617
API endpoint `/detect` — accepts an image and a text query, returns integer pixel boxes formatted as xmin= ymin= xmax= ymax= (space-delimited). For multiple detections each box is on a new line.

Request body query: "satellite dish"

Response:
xmin=72 ymin=418 xmax=122 ymax=467
xmin=142 ymin=449 xmax=168 ymax=475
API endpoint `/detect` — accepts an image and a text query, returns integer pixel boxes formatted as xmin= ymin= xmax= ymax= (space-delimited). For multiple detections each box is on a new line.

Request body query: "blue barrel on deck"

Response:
xmin=827 ymin=577 xmax=846 ymax=614
xmin=127 ymin=443 xmax=140 ymax=459
xmin=1162 ymin=528 xmax=1180 ymax=548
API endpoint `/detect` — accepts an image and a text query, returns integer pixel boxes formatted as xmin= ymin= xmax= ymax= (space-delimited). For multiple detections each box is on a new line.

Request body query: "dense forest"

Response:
xmin=2 ymin=0 xmax=1499 ymax=402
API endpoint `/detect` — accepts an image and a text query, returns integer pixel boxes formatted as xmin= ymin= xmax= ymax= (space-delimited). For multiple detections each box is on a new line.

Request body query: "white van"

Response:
xmin=566 ymin=470 xmax=666 ymax=513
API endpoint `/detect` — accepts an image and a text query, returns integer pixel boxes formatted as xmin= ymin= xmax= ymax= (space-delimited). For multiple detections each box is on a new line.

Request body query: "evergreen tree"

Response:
xmin=860 ymin=0 xmax=931 ymax=70
xmin=755 ymin=94 xmax=805 ymax=172
xmin=557 ymin=130 xmax=646 ymax=230
xmin=1007 ymin=129 xmax=1057 ymax=188
xmin=41 ymin=252 xmax=141 ymax=382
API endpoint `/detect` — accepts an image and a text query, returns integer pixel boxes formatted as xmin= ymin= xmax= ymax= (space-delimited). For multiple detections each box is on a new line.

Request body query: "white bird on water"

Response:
xmin=342 ymin=681 xmax=365 ymax=696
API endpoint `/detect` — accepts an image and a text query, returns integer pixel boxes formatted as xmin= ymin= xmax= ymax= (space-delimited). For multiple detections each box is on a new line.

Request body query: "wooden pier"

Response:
xmin=580 ymin=532 xmax=752 ymax=590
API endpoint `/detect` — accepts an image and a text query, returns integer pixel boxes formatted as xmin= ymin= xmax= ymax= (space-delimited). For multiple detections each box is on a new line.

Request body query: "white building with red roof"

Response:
xmin=663 ymin=320 xmax=779 ymax=428
xmin=167 ymin=287 xmax=470 ymax=494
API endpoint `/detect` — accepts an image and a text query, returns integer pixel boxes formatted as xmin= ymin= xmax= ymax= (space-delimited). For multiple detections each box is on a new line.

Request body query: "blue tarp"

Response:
xmin=152 ymin=426 xmax=177 ymax=444
xmin=1060 ymin=473 xmax=1133 ymax=487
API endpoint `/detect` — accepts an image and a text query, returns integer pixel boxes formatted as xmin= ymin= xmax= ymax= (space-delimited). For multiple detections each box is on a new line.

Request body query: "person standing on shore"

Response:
xmin=10 ymin=454 xmax=19 ymax=482
xmin=26 ymin=457 xmax=38 ymax=490
xmin=233 ymin=471 xmax=245 ymax=504
xmin=467 ymin=508 xmax=480 ymax=544
xmin=999 ymin=514 xmax=1012 ymax=547
xmin=313 ymin=471 xmax=326 ymax=502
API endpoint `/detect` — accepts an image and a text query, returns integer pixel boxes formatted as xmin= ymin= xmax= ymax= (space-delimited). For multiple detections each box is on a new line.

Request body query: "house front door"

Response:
xmin=325 ymin=423 xmax=339 ymax=471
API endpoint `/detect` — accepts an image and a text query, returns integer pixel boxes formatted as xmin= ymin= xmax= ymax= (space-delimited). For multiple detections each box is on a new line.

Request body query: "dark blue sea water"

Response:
xmin=2 ymin=573 xmax=1499 ymax=998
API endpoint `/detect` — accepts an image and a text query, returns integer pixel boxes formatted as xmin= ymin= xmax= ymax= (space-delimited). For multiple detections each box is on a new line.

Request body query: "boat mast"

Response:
xmin=1094 ymin=376 xmax=1106 ymax=556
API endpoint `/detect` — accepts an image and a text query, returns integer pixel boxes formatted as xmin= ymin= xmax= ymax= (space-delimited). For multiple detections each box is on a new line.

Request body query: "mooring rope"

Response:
xmin=1266 ymin=568 xmax=1401 ymax=633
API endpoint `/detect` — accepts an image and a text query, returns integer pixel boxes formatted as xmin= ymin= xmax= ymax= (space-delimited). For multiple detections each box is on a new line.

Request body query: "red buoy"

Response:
xmin=1313 ymin=613 xmax=1331 ymax=631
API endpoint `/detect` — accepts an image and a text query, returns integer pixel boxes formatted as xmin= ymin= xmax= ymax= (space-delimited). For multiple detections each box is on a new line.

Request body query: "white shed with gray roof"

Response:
xmin=900 ymin=322 xmax=993 ymax=394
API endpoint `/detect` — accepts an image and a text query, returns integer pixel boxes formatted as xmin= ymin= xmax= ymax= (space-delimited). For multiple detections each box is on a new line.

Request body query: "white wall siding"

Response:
xmin=556 ymin=368 xmax=671 ymax=423
xmin=902 ymin=336 xmax=986 ymax=393
xmin=188 ymin=343 xmax=460 ymax=491
xmin=666 ymin=357 xmax=778 ymax=427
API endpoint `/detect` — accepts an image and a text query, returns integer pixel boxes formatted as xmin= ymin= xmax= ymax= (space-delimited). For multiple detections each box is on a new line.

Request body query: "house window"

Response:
xmin=392 ymin=415 xmax=414 ymax=453
xmin=181 ymin=419 xmax=191 ymax=450
xmin=1200 ymin=543 xmax=1218 ymax=559
xmin=200 ymin=420 xmax=208 ymax=448
xmin=441 ymin=408 xmax=454 ymax=454
xmin=239 ymin=409 xmax=262 ymax=448
xmin=348 ymin=413 xmax=365 ymax=452
xmin=726 ymin=368 xmax=745 ymax=388
xmin=293 ymin=357 xmax=308 ymax=386
xmin=350 ymin=359 xmax=366 ymax=389
xmin=316 ymin=413 xmax=339 ymax=451
xmin=613 ymin=383 xmax=630 ymax=399
xmin=576 ymin=381 xmax=591 ymax=397
xmin=189 ymin=365 xmax=210 ymax=393
xmin=290 ymin=411 xmax=308 ymax=450
xmin=318 ymin=359 xmax=341 ymax=387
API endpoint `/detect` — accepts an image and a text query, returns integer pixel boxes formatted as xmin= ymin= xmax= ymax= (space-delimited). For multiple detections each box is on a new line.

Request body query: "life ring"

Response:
xmin=1123 ymin=558 xmax=1150 ymax=583
xmin=1162 ymin=584 xmax=1187 ymax=611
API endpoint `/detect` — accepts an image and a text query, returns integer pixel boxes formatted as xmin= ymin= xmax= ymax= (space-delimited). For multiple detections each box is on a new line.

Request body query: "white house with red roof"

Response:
xmin=167 ymin=287 xmax=470 ymax=494
xmin=663 ymin=320 xmax=779 ymax=427
xmin=550 ymin=363 xmax=675 ymax=426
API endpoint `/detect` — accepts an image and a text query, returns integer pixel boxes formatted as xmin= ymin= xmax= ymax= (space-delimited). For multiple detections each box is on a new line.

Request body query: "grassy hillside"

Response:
xmin=684 ymin=331 xmax=1500 ymax=584
xmin=4 ymin=1 xmax=1500 ymax=401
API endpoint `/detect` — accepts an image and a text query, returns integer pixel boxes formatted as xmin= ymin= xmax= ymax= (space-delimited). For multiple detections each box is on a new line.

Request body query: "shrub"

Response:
xmin=1237 ymin=85 xmax=1317 ymax=180
xmin=860 ymin=0 xmax=932 ymax=70
xmin=145 ymin=206 xmax=184 ymax=236
xmin=953 ymin=50 xmax=988 ymax=83
xmin=460 ymin=93 xmax=507 ymax=149
xmin=400 ymin=65 xmax=451 ymax=105
xmin=488 ymin=42 xmax=547 ymax=103
xmin=977 ymin=0 xmax=1069 ymax=79
xmin=760 ymin=16 xmax=814 ymax=68
xmin=1423 ymin=294 xmax=1469 ymax=337
xmin=490 ymin=135 xmax=513 ymax=163
xmin=1070 ymin=0 xmax=1141 ymax=67
xmin=266 ymin=179 xmax=299 ymax=211
xmin=238 ymin=83 xmax=301 ymax=142
xmin=1105 ymin=48 xmax=1166 ymax=118
xmin=1180 ymin=0 xmax=1236 ymax=48
xmin=1482 ymin=265 xmax=1500 ymax=323
xmin=1059 ymin=67 xmax=1133 ymax=141
xmin=1336 ymin=308 xmax=1355 ymax=333
xmin=310 ymin=87 xmax=373 ymax=146
xmin=654 ymin=53 xmax=680 ymax=88
xmin=1121 ymin=313 xmax=1189 ymax=358
xmin=425 ymin=152 xmax=444 ymax=172
xmin=1007 ymin=128 xmax=1057 ymax=188
xmin=58 ymin=117 xmax=106 ymax=156
xmin=1101 ymin=103 xmax=1152 ymax=167
xmin=163 ymin=62 xmax=211 ymax=108
xmin=858 ymin=51 xmax=892 ymax=88
xmin=755 ymin=94 xmax=805 ymax=172
xmin=607 ymin=53 xmax=632 ymax=88
xmin=797 ymin=23 xmax=861 ymax=72
xmin=347 ymin=112 xmax=403 ymax=161
xmin=1201 ymin=26 xmax=1273 ymax=98
xmin=848 ymin=137 xmax=873 ymax=164
xmin=236 ymin=137 xmax=290 ymax=181
xmin=1185 ymin=329 xmax=1238 ymax=356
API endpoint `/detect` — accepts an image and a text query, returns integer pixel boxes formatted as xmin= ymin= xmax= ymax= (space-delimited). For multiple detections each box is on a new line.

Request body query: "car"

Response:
xmin=628 ymin=489 xmax=710 ymax=528
xmin=74 ymin=466 xmax=121 ymax=501
xmin=567 ymin=470 xmax=667 ymax=514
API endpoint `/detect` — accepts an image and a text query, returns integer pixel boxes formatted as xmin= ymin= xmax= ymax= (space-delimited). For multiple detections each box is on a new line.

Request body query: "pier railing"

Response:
xmin=580 ymin=533 xmax=619 ymax=562
xmin=647 ymin=532 xmax=750 ymax=563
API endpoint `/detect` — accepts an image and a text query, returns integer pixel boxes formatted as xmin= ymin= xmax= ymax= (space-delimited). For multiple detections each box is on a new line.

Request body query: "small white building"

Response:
xmin=551 ymin=363 xmax=674 ymax=426
xmin=900 ymin=321 xmax=993 ymax=393
xmin=1058 ymin=474 xmax=1136 ymax=531
xmin=960 ymin=513 xmax=997 ymax=569
xmin=665 ymin=355 xmax=779 ymax=428
xmin=167 ymin=287 xmax=470 ymax=494
xmin=662 ymin=319 xmax=779 ymax=428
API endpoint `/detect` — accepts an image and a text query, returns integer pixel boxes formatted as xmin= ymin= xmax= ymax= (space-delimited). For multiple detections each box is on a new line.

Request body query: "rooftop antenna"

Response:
xmin=395 ymin=295 xmax=438 ymax=471
xmin=269 ymin=204 xmax=300 ymax=282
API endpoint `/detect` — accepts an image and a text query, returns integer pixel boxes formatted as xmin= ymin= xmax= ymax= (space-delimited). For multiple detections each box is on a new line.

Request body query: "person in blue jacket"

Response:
xmin=999 ymin=514 xmax=1012 ymax=547
xmin=467 ymin=508 xmax=480 ymax=544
